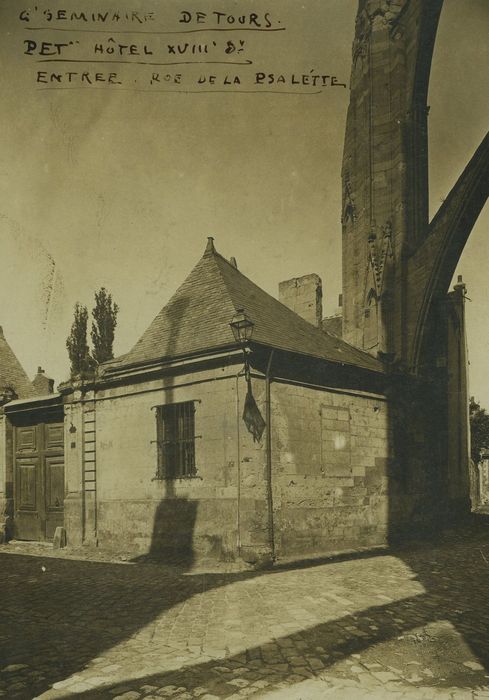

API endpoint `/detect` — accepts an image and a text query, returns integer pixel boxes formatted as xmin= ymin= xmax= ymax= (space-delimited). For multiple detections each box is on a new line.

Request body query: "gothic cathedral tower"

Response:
xmin=340 ymin=0 xmax=488 ymax=516
xmin=341 ymin=0 xmax=442 ymax=363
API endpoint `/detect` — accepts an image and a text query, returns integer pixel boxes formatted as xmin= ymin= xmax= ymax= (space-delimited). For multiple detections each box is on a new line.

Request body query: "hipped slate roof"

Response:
xmin=0 ymin=326 xmax=36 ymax=398
xmin=104 ymin=239 xmax=384 ymax=374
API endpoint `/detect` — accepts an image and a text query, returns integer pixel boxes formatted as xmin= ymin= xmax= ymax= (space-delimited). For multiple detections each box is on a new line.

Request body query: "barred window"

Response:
xmin=155 ymin=402 xmax=197 ymax=479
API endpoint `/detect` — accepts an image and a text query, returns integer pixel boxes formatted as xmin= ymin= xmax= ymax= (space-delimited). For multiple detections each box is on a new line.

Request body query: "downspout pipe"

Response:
xmin=235 ymin=367 xmax=245 ymax=557
xmin=265 ymin=349 xmax=275 ymax=561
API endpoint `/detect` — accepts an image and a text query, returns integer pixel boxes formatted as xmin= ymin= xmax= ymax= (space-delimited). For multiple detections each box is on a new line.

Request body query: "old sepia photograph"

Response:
xmin=0 ymin=0 xmax=488 ymax=698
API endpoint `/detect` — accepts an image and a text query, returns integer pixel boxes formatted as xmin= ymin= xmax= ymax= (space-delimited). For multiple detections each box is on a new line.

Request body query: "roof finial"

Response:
xmin=454 ymin=274 xmax=466 ymax=292
xmin=204 ymin=237 xmax=215 ymax=255
xmin=0 ymin=326 xmax=3 ymax=337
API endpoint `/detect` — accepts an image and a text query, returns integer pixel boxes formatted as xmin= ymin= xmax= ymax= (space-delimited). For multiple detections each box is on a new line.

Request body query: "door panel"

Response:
xmin=14 ymin=420 xmax=64 ymax=541
xmin=16 ymin=426 xmax=37 ymax=452
xmin=46 ymin=458 xmax=64 ymax=509
xmin=45 ymin=456 xmax=64 ymax=539
xmin=14 ymin=457 xmax=42 ymax=540
xmin=17 ymin=461 xmax=37 ymax=509
xmin=45 ymin=424 xmax=63 ymax=451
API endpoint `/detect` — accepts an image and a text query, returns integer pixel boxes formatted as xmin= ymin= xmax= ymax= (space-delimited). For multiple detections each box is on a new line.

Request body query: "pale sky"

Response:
xmin=0 ymin=1 xmax=488 ymax=403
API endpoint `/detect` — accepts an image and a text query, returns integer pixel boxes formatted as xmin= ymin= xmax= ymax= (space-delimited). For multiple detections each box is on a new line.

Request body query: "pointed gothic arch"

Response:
xmin=408 ymin=133 xmax=489 ymax=373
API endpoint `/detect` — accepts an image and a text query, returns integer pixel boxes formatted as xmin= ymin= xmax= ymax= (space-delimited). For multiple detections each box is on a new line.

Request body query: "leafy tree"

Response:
xmin=91 ymin=287 xmax=119 ymax=365
xmin=469 ymin=397 xmax=489 ymax=464
xmin=66 ymin=303 xmax=94 ymax=378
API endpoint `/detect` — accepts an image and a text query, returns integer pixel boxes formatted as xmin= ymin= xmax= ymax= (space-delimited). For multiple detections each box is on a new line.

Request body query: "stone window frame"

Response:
xmin=319 ymin=404 xmax=352 ymax=477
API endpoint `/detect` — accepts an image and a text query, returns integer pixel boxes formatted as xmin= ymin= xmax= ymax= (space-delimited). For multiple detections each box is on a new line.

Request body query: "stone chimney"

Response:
xmin=32 ymin=366 xmax=54 ymax=395
xmin=279 ymin=274 xmax=323 ymax=327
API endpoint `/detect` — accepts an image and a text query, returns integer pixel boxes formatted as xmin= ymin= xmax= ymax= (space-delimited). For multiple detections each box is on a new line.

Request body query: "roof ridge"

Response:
xmin=211 ymin=250 xmax=241 ymax=313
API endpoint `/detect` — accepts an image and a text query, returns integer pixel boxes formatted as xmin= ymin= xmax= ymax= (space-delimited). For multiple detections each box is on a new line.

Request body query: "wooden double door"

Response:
xmin=13 ymin=421 xmax=64 ymax=541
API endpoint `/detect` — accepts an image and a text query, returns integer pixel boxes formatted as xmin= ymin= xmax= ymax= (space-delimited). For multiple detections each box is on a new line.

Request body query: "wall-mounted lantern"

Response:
xmin=230 ymin=308 xmax=254 ymax=345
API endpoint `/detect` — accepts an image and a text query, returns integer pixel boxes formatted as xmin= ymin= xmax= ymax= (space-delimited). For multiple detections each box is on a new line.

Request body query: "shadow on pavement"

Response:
xmin=2 ymin=517 xmax=489 ymax=698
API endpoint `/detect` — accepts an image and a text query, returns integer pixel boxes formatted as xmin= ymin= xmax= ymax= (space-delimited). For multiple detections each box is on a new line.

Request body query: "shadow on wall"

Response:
xmin=386 ymin=297 xmax=470 ymax=547
xmin=131 ymin=293 xmax=197 ymax=567
xmin=132 ymin=483 xmax=197 ymax=568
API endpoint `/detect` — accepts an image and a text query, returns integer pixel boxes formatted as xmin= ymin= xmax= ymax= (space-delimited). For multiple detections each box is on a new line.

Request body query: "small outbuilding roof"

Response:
xmin=104 ymin=239 xmax=384 ymax=375
xmin=0 ymin=326 xmax=36 ymax=399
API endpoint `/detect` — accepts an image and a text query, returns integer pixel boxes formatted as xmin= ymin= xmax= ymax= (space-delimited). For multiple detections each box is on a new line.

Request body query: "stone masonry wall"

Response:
xmin=0 ymin=412 xmax=13 ymax=542
xmin=65 ymin=366 xmax=269 ymax=563
xmin=63 ymin=366 xmax=459 ymax=563
xmin=271 ymin=382 xmax=391 ymax=558
xmin=64 ymin=395 xmax=84 ymax=547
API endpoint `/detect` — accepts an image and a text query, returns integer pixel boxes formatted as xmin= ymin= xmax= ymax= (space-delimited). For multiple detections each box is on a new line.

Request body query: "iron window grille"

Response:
xmin=155 ymin=401 xmax=197 ymax=479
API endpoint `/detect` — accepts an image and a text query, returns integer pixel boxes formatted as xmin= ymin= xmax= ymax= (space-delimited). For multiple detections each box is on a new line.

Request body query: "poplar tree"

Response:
xmin=470 ymin=398 xmax=489 ymax=464
xmin=66 ymin=303 xmax=93 ymax=377
xmin=91 ymin=287 xmax=119 ymax=364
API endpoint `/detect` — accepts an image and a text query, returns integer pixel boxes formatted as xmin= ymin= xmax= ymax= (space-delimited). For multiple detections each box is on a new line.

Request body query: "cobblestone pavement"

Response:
xmin=2 ymin=521 xmax=489 ymax=700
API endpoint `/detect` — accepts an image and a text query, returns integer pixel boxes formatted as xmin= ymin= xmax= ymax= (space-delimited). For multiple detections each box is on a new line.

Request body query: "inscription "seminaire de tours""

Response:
xmin=18 ymin=5 xmax=347 ymax=93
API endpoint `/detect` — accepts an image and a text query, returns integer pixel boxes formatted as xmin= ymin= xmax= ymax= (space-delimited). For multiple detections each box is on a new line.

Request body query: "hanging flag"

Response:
xmin=242 ymin=378 xmax=266 ymax=442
